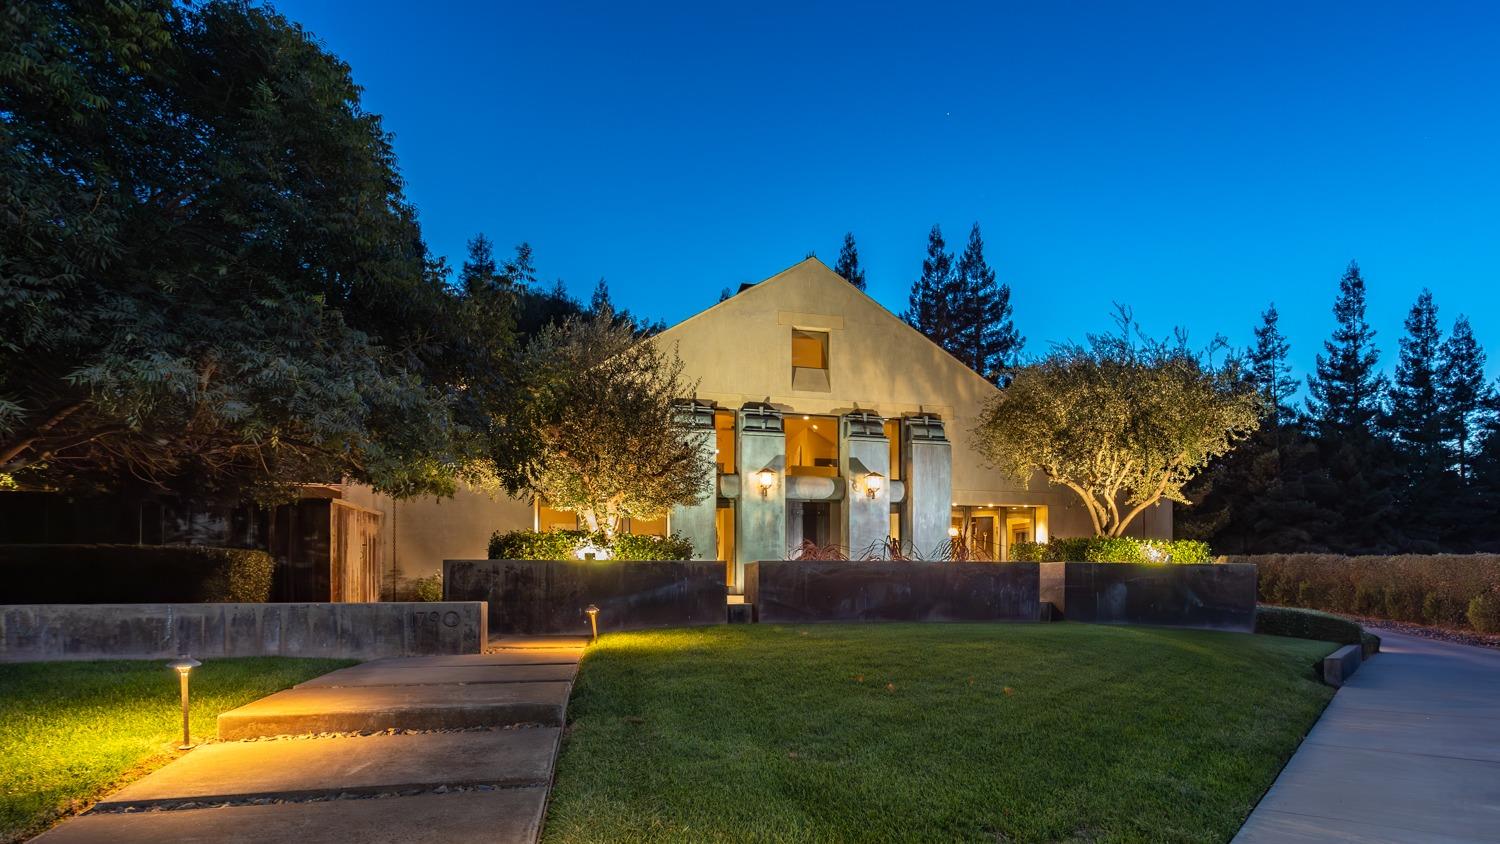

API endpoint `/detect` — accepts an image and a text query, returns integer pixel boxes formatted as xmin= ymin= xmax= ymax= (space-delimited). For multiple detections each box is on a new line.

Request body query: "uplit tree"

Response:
xmin=507 ymin=314 xmax=711 ymax=536
xmin=974 ymin=311 xmax=1261 ymax=537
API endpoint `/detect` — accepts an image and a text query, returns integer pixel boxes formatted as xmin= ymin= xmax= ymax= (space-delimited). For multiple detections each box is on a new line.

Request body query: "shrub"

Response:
xmin=0 ymin=544 xmax=274 ymax=602
xmin=1010 ymin=540 xmax=1047 ymax=562
xmin=487 ymin=529 xmax=695 ymax=561
xmin=1254 ymin=606 xmax=1365 ymax=645
xmin=1237 ymin=553 xmax=1500 ymax=632
xmin=1024 ymin=537 xmax=1215 ymax=563
xmin=1469 ymin=592 xmax=1500 ymax=634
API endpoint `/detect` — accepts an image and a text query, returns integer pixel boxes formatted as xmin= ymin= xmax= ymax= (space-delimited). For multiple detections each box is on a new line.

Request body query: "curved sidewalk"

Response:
xmin=1235 ymin=631 xmax=1500 ymax=843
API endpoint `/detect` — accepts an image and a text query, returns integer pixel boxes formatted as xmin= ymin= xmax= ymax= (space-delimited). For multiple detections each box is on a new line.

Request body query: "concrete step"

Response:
xmin=297 ymin=662 xmax=577 ymax=688
xmin=217 ymin=681 xmax=572 ymax=739
xmin=98 ymin=728 xmax=559 ymax=808
xmin=360 ymin=650 xmax=581 ymax=668
xmin=487 ymin=635 xmax=589 ymax=650
xmin=36 ymin=788 xmax=547 ymax=844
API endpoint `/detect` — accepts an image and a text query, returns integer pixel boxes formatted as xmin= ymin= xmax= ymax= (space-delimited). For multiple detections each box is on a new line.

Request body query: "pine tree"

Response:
xmin=1306 ymin=262 xmax=1385 ymax=436
xmin=1303 ymin=261 xmax=1399 ymax=552
xmin=459 ymin=234 xmax=500 ymax=294
xmin=903 ymin=225 xmax=956 ymax=351
xmin=1439 ymin=315 xmax=1493 ymax=480
xmin=834 ymin=233 xmax=867 ymax=290
xmin=503 ymin=243 xmax=537 ymax=288
xmin=1389 ymin=290 xmax=1447 ymax=465
xmin=953 ymin=223 xmax=1024 ymax=383
xmin=1248 ymin=304 xmax=1299 ymax=425
xmin=589 ymin=278 xmax=614 ymax=316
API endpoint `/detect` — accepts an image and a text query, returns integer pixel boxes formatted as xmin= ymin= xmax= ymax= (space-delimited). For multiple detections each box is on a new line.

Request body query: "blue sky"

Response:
xmin=275 ymin=1 xmax=1500 ymax=387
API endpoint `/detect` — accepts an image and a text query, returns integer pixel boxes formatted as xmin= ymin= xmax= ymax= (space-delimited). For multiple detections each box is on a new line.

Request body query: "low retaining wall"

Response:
xmin=445 ymin=559 xmax=726 ymax=635
xmin=0 ymin=602 xmax=487 ymax=662
xmin=1039 ymin=562 xmax=1257 ymax=632
xmin=745 ymin=560 xmax=1044 ymax=623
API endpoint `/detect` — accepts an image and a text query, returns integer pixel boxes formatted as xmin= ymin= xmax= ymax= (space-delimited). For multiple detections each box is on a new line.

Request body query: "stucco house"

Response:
xmin=346 ymin=257 xmax=1171 ymax=592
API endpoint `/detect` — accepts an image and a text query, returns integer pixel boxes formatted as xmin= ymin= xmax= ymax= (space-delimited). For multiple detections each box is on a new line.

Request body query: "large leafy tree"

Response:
xmin=974 ymin=312 xmax=1261 ymax=537
xmin=505 ymin=314 xmax=710 ymax=537
xmin=833 ymin=233 xmax=866 ymax=291
xmin=0 ymin=0 xmax=507 ymax=500
xmin=953 ymin=223 xmax=1023 ymax=384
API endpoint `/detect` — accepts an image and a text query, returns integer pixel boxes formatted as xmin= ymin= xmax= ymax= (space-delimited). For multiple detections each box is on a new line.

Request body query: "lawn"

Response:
xmin=544 ymin=624 xmax=1336 ymax=844
xmin=0 ymin=657 xmax=353 ymax=843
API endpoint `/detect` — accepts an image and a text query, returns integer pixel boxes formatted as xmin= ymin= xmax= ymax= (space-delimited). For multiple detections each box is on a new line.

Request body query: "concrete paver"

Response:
xmin=40 ymin=631 xmax=585 ymax=843
xmin=298 ymin=662 xmax=577 ymax=687
xmin=217 ymin=680 xmax=572 ymax=739
xmin=36 ymin=788 xmax=548 ymax=844
xmin=98 ymin=728 xmax=559 ymax=806
xmin=1234 ymin=632 xmax=1500 ymax=843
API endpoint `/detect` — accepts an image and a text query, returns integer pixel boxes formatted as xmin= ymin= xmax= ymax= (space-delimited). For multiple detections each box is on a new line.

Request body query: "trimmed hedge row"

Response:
xmin=487 ymin=529 xmax=695 ymax=562
xmin=1255 ymin=606 xmax=1381 ymax=658
xmin=1011 ymin=537 xmax=1214 ymax=563
xmin=0 ymin=544 xmax=274 ymax=603
xmin=1238 ymin=553 xmax=1500 ymax=633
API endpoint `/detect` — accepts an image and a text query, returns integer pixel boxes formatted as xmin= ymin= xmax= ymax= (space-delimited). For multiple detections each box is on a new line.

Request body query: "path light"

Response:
xmin=755 ymin=468 xmax=776 ymax=499
xmin=585 ymin=604 xmax=600 ymax=642
xmin=166 ymin=655 xmax=201 ymax=750
xmin=863 ymin=472 xmax=884 ymax=500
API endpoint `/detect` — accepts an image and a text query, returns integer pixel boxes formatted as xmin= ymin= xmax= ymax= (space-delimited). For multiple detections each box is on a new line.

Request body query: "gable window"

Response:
xmin=791 ymin=329 xmax=830 ymax=392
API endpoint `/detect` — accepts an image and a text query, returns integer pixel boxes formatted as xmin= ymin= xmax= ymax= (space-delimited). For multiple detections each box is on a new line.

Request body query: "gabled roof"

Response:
xmin=655 ymin=257 xmax=1000 ymax=410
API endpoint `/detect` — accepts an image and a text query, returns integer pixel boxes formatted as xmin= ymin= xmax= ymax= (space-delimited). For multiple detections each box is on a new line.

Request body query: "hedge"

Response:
xmin=1237 ymin=553 xmax=1500 ymax=632
xmin=1011 ymin=537 xmax=1214 ymax=563
xmin=0 ymin=544 xmax=274 ymax=603
xmin=1254 ymin=606 xmax=1381 ymax=657
xmin=488 ymin=529 xmax=695 ymax=561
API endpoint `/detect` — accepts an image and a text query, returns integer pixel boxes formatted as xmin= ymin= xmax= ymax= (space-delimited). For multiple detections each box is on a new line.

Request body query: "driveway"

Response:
xmin=1235 ymin=631 xmax=1500 ymax=843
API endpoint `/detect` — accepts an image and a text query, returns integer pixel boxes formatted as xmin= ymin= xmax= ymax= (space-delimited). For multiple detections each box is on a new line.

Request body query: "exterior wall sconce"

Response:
xmin=948 ymin=526 xmax=961 ymax=538
xmin=863 ymin=472 xmax=884 ymax=499
xmin=755 ymin=468 xmax=776 ymax=498
xmin=585 ymin=604 xmax=600 ymax=642
xmin=166 ymin=655 xmax=201 ymax=750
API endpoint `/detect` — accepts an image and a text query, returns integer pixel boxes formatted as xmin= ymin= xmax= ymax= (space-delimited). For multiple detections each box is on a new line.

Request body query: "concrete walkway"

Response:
xmin=36 ymin=637 xmax=587 ymax=843
xmin=1235 ymin=632 xmax=1500 ymax=843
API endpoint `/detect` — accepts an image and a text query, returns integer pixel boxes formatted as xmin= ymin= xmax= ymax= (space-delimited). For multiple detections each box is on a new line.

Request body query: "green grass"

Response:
xmin=0 ymin=657 xmax=353 ymax=843
xmin=544 ymin=624 xmax=1336 ymax=844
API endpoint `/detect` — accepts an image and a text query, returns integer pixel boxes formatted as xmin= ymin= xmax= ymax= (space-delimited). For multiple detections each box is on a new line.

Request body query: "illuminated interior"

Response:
xmin=536 ymin=498 xmax=577 ymax=531
xmin=949 ymin=505 xmax=1047 ymax=560
xmin=713 ymin=409 xmax=736 ymax=474
xmin=790 ymin=329 xmax=828 ymax=369
xmin=783 ymin=415 xmax=838 ymax=477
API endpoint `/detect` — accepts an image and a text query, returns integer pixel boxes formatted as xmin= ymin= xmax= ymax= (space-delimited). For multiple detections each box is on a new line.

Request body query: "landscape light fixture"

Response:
xmin=166 ymin=655 xmax=201 ymax=750
xmin=755 ymin=468 xmax=776 ymax=499
xmin=863 ymin=472 xmax=884 ymax=499
xmin=585 ymin=604 xmax=600 ymax=642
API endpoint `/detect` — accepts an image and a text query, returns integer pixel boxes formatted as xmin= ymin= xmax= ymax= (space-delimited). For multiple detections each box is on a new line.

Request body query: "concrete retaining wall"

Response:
xmin=445 ymin=559 xmax=726 ymax=635
xmin=0 ymin=602 xmax=487 ymax=662
xmin=745 ymin=560 xmax=1043 ymax=623
xmin=1039 ymin=562 xmax=1257 ymax=632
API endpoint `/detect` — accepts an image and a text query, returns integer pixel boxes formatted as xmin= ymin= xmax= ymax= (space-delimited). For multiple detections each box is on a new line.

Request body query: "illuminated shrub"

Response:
xmin=488 ymin=529 xmax=693 ymax=561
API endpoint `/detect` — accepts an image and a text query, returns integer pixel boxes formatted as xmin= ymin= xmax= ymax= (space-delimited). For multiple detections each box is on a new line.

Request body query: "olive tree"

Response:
xmin=973 ymin=315 xmax=1262 ymax=537
xmin=507 ymin=311 xmax=710 ymax=537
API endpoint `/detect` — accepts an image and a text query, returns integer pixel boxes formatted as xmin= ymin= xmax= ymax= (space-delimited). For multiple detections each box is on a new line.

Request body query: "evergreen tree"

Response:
xmin=1179 ymin=306 xmax=1333 ymax=553
xmin=1248 ymin=303 xmax=1299 ymax=424
xmin=1388 ymin=290 xmax=1447 ymax=466
xmin=503 ymin=243 xmax=537 ymax=288
xmin=1386 ymin=290 xmax=1450 ymax=548
xmin=1440 ymin=315 xmax=1493 ymax=480
xmin=834 ymin=233 xmax=867 ymax=290
xmin=589 ymin=278 xmax=614 ymax=316
xmin=954 ymin=223 xmax=1024 ymax=384
xmin=459 ymin=234 xmax=500 ymax=294
xmin=903 ymin=225 xmax=958 ymax=357
xmin=1305 ymin=262 xmax=1385 ymax=436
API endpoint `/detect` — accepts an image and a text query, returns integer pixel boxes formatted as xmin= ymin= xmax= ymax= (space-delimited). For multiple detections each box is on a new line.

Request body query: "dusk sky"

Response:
xmin=275 ymin=0 xmax=1500 ymax=388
